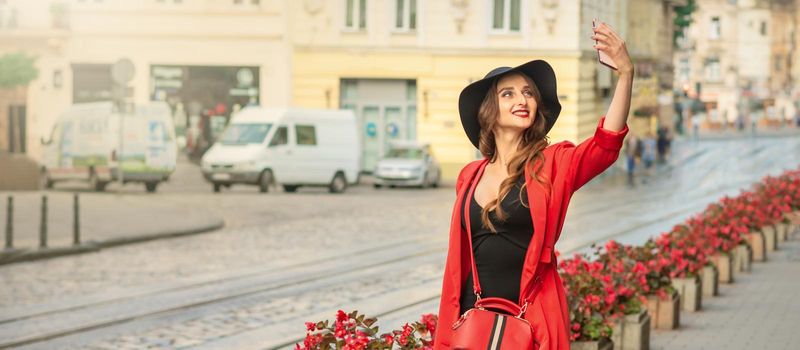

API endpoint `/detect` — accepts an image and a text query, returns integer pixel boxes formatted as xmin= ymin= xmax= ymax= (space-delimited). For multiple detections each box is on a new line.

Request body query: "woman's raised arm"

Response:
xmin=592 ymin=21 xmax=634 ymax=132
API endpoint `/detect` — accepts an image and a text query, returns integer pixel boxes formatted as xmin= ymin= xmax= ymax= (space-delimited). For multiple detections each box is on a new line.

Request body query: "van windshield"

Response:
xmin=385 ymin=148 xmax=423 ymax=159
xmin=219 ymin=123 xmax=272 ymax=145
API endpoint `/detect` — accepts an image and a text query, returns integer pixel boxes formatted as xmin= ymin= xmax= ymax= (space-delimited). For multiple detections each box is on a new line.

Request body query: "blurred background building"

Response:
xmin=674 ymin=0 xmax=798 ymax=131
xmin=1 ymin=0 xmax=797 ymax=183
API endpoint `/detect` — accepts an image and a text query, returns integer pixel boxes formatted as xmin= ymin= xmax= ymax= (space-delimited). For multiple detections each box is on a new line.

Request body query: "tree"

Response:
xmin=0 ymin=52 xmax=39 ymax=89
xmin=673 ymin=0 xmax=697 ymax=47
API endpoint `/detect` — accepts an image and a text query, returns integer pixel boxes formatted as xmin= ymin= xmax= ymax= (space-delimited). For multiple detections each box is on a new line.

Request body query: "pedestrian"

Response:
xmin=642 ymin=132 xmax=655 ymax=168
xmin=656 ymin=125 xmax=668 ymax=163
xmin=624 ymin=134 xmax=640 ymax=187
xmin=435 ymin=22 xmax=633 ymax=349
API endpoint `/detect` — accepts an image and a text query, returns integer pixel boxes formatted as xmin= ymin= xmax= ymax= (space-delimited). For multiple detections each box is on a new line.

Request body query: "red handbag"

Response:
xmin=451 ymin=164 xmax=543 ymax=350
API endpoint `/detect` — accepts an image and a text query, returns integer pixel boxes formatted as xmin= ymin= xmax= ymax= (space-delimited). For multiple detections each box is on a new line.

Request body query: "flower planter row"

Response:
xmin=570 ymin=217 xmax=799 ymax=350
xmin=566 ymin=166 xmax=800 ymax=350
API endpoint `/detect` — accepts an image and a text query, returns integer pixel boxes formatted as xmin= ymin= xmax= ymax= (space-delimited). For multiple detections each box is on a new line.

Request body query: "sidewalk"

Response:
xmin=0 ymin=191 xmax=224 ymax=265
xmin=651 ymin=229 xmax=800 ymax=349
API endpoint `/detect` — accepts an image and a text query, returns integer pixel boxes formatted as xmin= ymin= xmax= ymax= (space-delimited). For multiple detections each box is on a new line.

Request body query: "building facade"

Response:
xmin=675 ymin=0 xmax=798 ymax=129
xmin=1 ymin=0 xmax=292 ymax=162
xmin=2 ymin=0 xmax=685 ymax=182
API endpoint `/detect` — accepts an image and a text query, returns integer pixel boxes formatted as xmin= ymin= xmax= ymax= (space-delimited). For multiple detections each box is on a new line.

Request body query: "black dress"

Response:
xmin=459 ymin=175 xmax=534 ymax=315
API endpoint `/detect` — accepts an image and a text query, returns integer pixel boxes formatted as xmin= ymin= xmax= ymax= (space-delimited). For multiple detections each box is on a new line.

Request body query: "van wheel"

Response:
xmin=329 ymin=172 xmax=347 ymax=193
xmin=373 ymin=183 xmax=382 ymax=189
xmin=145 ymin=182 xmax=158 ymax=193
xmin=259 ymin=170 xmax=274 ymax=193
xmin=89 ymin=172 xmax=107 ymax=192
xmin=283 ymin=185 xmax=299 ymax=192
xmin=432 ymin=171 xmax=441 ymax=188
xmin=213 ymin=183 xmax=221 ymax=193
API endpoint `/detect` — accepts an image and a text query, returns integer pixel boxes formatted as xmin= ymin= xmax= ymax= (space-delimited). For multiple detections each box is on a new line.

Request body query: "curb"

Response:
xmin=0 ymin=219 xmax=225 ymax=266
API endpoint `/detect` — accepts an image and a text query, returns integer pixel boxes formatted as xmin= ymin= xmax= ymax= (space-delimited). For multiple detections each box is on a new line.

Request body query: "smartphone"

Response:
xmin=593 ymin=19 xmax=619 ymax=71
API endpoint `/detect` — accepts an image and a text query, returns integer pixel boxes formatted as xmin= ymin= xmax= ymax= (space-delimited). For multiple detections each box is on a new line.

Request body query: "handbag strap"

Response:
xmin=463 ymin=161 xmax=487 ymax=298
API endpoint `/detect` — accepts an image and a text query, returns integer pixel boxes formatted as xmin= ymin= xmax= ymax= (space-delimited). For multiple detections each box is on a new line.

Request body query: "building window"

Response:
xmin=491 ymin=0 xmax=521 ymax=33
xmin=679 ymin=58 xmax=690 ymax=83
xmin=394 ymin=0 xmax=416 ymax=31
xmin=296 ymin=125 xmax=317 ymax=145
xmin=709 ymin=17 xmax=721 ymax=40
xmin=704 ymin=58 xmax=721 ymax=82
xmin=345 ymin=0 xmax=367 ymax=31
xmin=760 ymin=21 xmax=767 ymax=36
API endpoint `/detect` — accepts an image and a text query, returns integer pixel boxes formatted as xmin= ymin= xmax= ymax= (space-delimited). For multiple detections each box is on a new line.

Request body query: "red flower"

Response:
xmin=336 ymin=310 xmax=349 ymax=322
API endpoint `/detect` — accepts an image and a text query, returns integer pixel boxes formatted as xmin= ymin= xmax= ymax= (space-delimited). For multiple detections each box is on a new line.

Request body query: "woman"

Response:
xmin=435 ymin=22 xmax=633 ymax=349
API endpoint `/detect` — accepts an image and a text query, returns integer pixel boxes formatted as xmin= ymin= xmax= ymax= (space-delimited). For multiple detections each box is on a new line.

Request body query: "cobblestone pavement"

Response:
xmin=651 ymin=230 xmax=800 ymax=350
xmin=1 ymin=136 xmax=799 ymax=349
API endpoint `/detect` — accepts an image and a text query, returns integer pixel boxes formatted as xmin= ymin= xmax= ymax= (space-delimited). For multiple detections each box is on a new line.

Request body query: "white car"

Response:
xmin=373 ymin=141 xmax=441 ymax=189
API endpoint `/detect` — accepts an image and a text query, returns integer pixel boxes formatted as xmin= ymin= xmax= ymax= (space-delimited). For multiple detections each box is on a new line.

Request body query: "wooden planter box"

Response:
xmin=711 ymin=252 xmax=733 ymax=284
xmin=733 ymin=244 xmax=751 ymax=273
xmin=646 ymin=291 xmax=680 ymax=330
xmin=788 ymin=211 xmax=800 ymax=225
xmin=700 ymin=265 xmax=718 ymax=297
xmin=762 ymin=226 xmax=777 ymax=252
xmin=790 ymin=212 xmax=800 ymax=238
xmin=611 ymin=309 xmax=651 ymax=350
xmin=776 ymin=223 xmax=788 ymax=243
xmin=746 ymin=231 xmax=766 ymax=262
xmin=571 ymin=337 xmax=613 ymax=350
xmin=672 ymin=276 xmax=702 ymax=312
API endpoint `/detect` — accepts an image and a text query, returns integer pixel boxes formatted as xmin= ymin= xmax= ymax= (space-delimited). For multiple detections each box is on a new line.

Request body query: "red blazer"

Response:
xmin=434 ymin=117 xmax=629 ymax=350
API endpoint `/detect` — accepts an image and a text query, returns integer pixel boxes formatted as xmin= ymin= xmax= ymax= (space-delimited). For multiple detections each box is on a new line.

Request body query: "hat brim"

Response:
xmin=458 ymin=59 xmax=562 ymax=149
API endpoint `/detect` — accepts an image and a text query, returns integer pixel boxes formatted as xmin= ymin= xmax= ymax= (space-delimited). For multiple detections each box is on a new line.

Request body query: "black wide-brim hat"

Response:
xmin=458 ymin=59 xmax=562 ymax=149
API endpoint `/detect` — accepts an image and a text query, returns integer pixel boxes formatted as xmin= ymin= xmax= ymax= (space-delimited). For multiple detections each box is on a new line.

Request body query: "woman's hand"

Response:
xmin=592 ymin=22 xmax=633 ymax=75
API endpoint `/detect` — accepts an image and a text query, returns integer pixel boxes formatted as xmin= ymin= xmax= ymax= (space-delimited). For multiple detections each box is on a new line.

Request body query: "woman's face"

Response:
xmin=495 ymin=73 xmax=538 ymax=133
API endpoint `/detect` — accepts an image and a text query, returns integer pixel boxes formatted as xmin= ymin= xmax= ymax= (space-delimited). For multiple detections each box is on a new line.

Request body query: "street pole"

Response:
xmin=4 ymin=196 xmax=12 ymax=249
xmin=39 ymin=195 xmax=48 ymax=248
xmin=73 ymin=193 xmax=80 ymax=246
xmin=119 ymin=104 xmax=125 ymax=186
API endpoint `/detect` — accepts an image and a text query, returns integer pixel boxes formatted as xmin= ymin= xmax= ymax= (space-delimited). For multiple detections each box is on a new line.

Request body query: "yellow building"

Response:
xmin=287 ymin=0 xmax=629 ymax=179
xmin=627 ymin=0 xmax=684 ymax=136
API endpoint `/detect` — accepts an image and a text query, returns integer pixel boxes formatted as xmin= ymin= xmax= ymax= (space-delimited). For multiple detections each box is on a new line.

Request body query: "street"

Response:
xmin=1 ymin=134 xmax=799 ymax=349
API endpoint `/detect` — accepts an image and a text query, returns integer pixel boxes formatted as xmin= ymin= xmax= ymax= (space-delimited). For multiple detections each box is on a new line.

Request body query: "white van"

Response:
xmin=200 ymin=107 xmax=360 ymax=193
xmin=40 ymin=101 xmax=177 ymax=192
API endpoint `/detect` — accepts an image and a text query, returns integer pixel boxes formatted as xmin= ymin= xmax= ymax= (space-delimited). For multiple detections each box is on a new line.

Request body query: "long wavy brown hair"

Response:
xmin=477 ymin=72 xmax=551 ymax=232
